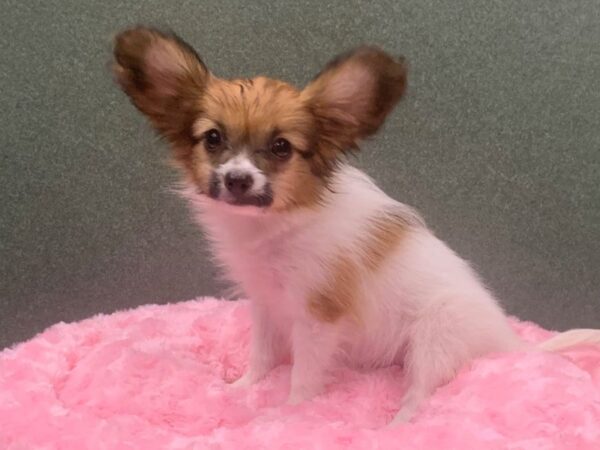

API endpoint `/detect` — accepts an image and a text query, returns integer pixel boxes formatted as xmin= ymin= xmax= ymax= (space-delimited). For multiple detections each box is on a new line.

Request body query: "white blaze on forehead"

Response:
xmin=216 ymin=154 xmax=267 ymax=193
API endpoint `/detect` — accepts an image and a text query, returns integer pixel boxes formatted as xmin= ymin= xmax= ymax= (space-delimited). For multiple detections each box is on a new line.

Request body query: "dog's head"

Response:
xmin=113 ymin=27 xmax=407 ymax=211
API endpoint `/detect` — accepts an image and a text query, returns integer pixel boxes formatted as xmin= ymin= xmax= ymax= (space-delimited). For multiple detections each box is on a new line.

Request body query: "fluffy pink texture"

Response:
xmin=1 ymin=299 xmax=600 ymax=449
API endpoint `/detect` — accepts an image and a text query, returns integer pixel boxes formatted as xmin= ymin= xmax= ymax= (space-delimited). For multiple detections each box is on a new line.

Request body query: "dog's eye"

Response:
xmin=205 ymin=129 xmax=222 ymax=151
xmin=271 ymin=138 xmax=292 ymax=159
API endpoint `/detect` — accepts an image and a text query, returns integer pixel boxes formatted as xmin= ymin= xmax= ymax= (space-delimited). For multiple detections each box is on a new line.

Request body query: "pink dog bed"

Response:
xmin=1 ymin=298 xmax=600 ymax=449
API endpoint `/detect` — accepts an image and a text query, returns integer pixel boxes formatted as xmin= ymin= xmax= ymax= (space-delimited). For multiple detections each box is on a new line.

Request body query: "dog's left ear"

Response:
xmin=303 ymin=47 xmax=407 ymax=153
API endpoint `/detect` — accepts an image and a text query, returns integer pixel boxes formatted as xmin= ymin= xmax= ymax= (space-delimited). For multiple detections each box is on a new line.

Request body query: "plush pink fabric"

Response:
xmin=1 ymin=298 xmax=599 ymax=449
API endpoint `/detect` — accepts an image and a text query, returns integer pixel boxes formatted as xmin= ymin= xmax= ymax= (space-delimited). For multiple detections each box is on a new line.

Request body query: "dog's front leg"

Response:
xmin=232 ymin=301 xmax=286 ymax=387
xmin=287 ymin=320 xmax=339 ymax=404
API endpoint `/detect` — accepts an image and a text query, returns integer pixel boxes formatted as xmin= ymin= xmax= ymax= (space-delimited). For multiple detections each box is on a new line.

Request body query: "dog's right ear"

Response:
xmin=113 ymin=26 xmax=209 ymax=147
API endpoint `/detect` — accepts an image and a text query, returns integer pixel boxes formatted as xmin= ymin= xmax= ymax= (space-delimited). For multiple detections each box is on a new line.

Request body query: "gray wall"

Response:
xmin=1 ymin=0 xmax=599 ymax=349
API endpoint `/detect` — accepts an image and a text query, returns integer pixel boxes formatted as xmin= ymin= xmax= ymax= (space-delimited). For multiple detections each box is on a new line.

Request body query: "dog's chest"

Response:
xmin=225 ymin=234 xmax=301 ymax=299
xmin=204 ymin=211 xmax=330 ymax=318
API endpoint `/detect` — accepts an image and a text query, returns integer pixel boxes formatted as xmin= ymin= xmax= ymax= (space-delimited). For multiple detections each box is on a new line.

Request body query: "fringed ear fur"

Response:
xmin=302 ymin=47 xmax=407 ymax=163
xmin=113 ymin=26 xmax=209 ymax=149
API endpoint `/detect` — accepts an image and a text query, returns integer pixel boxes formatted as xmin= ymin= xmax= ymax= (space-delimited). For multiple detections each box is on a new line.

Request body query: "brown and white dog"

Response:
xmin=113 ymin=26 xmax=600 ymax=424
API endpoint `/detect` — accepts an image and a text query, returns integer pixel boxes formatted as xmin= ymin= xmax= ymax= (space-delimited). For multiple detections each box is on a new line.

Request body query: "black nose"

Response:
xmin=225 ymin=172 xmax=254 ymax=197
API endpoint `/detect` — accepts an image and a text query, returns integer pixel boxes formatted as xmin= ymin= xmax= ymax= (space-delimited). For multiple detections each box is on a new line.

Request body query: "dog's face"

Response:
xmin=113 ymin=27 xmax=407 ymax=211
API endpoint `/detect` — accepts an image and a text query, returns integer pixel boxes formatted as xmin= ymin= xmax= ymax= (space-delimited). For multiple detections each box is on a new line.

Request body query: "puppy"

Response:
xmin=113 ymin=26 xmax=600 ymax=424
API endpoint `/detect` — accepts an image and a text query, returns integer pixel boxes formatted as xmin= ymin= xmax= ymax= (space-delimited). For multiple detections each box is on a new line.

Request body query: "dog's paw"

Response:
xmin=228 ymin=372 xmax=256 ymax=389
xmin=286 ymin=384 xmax=322 ymax=405
xmin=387 ymin=405 xmax=417 ymax=426
xmin=285 ymin=393 xmax=305 ymax=406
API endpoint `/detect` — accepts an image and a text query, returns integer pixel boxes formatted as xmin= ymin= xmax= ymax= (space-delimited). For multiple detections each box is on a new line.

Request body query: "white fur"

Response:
xmin=215 ymin=154 xmax=268 ymax=194
xmin=180 ymin=164 xmax=599 ymax=424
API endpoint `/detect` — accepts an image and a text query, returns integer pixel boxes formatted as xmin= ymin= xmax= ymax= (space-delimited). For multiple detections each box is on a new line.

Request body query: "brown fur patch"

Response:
xmin=270 ymin=153 xmax=328 ymax=211
xmin=200 ymin=77 xmax=314 ymax=153
xmin=362 ymin=210 xmax=414 ymax=272
xmin=308 ymin=209 xmax=415 ymax=323
xmin=308 ymin=256 xmax=360 ymax=323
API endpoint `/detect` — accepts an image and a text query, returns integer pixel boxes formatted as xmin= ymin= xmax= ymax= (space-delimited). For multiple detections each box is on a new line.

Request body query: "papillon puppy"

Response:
xmin=113 ymin=26 xmax=600 ymax=424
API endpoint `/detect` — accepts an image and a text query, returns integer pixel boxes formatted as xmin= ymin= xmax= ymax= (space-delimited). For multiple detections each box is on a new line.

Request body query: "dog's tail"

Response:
xmin=538 ymin=328 xmax=600 ymax=352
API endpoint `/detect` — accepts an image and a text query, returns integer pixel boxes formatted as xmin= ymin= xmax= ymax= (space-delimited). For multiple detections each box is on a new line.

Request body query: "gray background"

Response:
xmin=1 ymin=0 xmax=599 ymax=350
